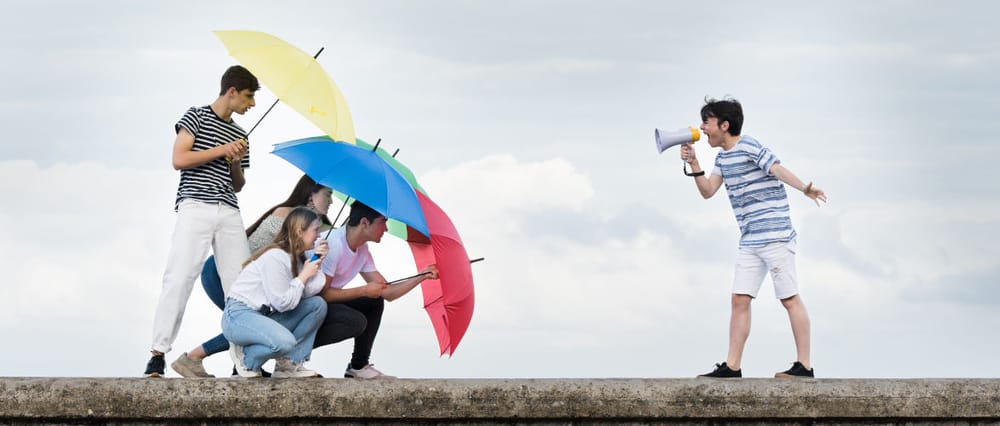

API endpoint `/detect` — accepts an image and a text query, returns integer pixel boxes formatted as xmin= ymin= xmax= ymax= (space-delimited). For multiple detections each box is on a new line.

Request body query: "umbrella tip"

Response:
xmin=470 ymin=257 xmax=485 ymax=264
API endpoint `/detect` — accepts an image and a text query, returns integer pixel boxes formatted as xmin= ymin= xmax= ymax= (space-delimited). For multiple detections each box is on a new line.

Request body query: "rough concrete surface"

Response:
xmin=2 ymin=377 xmax=999 ymax=424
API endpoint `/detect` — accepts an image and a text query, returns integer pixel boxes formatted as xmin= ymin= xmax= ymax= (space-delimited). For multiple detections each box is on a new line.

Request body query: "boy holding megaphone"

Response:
xmin=677 ymin=97 xmax=826 ymax=379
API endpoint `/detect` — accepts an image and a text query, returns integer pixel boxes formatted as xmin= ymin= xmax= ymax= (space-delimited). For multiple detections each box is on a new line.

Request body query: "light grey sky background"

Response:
xmin=1 ymin=1 xmax=998 ymax=378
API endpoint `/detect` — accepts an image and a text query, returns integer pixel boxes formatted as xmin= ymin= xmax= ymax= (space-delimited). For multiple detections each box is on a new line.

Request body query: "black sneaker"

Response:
xmin=231 ymin=365 xmax=273 ymax=378
xmin=775 ymin=361 xmax=814 ymax=378
xmin=698 ymin=362 xmax=742 ymax=378
xmin=144 ymin=354 xmax=165 ymax=378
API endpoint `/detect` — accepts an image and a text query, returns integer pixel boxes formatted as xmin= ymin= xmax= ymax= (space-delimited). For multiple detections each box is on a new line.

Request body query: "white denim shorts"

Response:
xmin=732 ymin=239 xmax=798 ymax=300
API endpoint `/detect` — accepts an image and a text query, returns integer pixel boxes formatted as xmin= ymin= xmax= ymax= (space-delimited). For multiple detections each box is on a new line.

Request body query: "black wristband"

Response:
xmin=683 ymin=163 xmax=705 ymax=177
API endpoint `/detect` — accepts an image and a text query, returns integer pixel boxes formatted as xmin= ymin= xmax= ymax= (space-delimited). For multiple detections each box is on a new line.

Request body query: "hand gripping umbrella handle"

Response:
xmin=387 ymin=257 xmax=484 ymax=285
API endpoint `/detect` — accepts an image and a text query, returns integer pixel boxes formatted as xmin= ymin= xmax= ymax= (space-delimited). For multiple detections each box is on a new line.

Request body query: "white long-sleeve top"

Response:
xmin=228 ymin=247 xmax=326 ymax=313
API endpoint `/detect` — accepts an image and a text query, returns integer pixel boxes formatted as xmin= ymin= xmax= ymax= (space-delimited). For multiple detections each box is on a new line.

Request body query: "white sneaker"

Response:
xmin=273 ymin=358 xmax=320 ymax=378
xmin=229 ymin=344 xmax=261 ymax=378
xmin=344 ymin=363 xmax=396 ymax=379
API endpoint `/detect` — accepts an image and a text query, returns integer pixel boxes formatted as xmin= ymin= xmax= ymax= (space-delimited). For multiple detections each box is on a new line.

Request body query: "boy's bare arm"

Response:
xmin=229 ymin=154 xmax=246 ymax=193
xmin=770 ymin=163 xmax=827 ymax=206
xmin=680 ymin=143 xmax=723 ymax=198
xmin=320 ymin=273 xmax=387 ymax=303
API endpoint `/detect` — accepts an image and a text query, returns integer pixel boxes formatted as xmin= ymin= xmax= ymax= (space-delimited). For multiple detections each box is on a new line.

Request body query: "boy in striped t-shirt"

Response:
xmin=144 ymin=65 xmax=260 ymax=377
xmin=680 ymin=98 xmax=827 ymax=379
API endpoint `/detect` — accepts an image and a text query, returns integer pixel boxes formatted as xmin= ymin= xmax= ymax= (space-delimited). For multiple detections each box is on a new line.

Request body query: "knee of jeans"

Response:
xmin=272 ymin=334 xmax=297 ymax=355
xmin=303 ymin=296 xmax=327 ymax=316
xmin=351 ymin=315 xmax=368 ymax=337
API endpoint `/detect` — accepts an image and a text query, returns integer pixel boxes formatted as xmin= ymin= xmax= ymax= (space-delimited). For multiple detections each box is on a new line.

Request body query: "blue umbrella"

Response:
xmin=271 ymin=136 xmax=429 ymax=238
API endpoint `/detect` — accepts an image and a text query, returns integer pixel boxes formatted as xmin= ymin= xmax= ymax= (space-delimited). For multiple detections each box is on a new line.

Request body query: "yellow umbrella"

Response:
xmin=213 ymin=30 xmax=356 ymax=144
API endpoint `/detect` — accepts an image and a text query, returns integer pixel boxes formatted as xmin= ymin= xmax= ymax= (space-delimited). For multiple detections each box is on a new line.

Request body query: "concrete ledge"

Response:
xmin=2 ymin=377 xmax=1000 ymax=424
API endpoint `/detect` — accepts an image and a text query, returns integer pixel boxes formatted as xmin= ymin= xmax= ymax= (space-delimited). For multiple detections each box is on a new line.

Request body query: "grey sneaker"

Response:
xmin=344 ymin=363 xmax=396 ymax=379
xmin=229 ymin=345 xmax=261 ymax=378
xmin=171 ymin=352 xmax=215 ymax=378
xmin=273 ymin=358 xmax=320 ymax=378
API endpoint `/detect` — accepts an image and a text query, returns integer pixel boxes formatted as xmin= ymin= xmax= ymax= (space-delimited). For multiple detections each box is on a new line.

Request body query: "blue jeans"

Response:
xmin=199 ymin=256 xmax=229 ymax=356
xmin=221 ymin=297 xmax=327 ymax=370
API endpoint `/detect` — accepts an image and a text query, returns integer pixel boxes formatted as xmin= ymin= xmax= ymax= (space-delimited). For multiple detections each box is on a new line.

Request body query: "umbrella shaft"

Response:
xmin=243 ymin=47 xmax=325 ymax=137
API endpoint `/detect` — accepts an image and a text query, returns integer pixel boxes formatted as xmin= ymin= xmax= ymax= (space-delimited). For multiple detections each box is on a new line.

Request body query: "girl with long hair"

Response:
xmin=222 ymin=207 xmax=329 ymax=378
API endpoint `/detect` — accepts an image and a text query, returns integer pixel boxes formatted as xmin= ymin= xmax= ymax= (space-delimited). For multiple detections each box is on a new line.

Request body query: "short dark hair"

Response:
xmin=347 ymin=200 xmax=384 ymax=226
xmin=700 ymin=97 xmax=743 ymax=136
xmin=219 ymin=65 xmax=260 ymax=96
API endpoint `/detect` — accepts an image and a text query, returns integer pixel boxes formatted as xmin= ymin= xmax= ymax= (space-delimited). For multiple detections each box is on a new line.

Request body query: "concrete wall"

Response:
xmin=2 ymin=377 xmax=999 ymax=424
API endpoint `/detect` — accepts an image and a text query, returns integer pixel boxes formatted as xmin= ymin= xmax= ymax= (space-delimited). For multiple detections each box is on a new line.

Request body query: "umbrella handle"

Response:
xmin=387 ymin=271 xmax=430 ymax=285
xmin=387 ymin=257 xmax=485 ymax=285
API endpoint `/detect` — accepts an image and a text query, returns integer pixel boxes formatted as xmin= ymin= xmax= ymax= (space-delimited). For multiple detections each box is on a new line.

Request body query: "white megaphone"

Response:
xmin=655 ymin=126 xmax=705 ymax=176
xmin=654 ymin=126 xmax=700 ymax=154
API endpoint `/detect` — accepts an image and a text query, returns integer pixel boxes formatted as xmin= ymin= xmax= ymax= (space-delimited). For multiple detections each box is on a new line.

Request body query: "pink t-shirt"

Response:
xmin=320 ymin=226 xmax=377 ymax=289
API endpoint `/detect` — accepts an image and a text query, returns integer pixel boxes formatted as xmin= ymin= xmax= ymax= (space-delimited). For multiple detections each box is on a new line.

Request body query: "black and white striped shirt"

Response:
xmin=173 ymin=105 xmax=250 ymax=210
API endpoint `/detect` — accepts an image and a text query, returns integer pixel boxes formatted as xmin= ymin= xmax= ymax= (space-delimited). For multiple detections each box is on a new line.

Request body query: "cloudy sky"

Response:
xmin=2 ymin=1 xmax=998 ymax=379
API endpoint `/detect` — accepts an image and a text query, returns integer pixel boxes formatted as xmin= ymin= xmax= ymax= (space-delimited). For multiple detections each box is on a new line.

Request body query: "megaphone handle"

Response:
xmin=683 ymin=160 xmax=705 ymax=177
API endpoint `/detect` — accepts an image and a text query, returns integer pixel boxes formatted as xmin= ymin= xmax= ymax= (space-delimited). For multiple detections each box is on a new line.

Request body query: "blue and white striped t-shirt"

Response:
xmin=712 ymin=135 xmax=796 ymax=247
xmin=173 ymin=105 xmax=250 ymax=210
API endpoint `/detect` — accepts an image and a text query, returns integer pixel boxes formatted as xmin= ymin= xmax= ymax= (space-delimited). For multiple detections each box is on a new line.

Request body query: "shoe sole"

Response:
xmin=344 ymin=374 xmax=395 ymax=379
xmin=774 ymin=373 xmax=814 ymax=378
xmin=273 ymin=373 xmax=320 ymax=378
xmin=144 ymin=372 xmax=163 ymax=378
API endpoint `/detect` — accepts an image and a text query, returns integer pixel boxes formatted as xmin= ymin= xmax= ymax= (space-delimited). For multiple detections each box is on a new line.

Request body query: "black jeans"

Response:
xmin=313 ymin=297 xmax=384 ymax=370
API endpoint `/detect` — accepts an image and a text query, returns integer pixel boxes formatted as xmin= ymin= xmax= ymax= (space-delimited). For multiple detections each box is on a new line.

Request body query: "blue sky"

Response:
xmin=1 ymin=0 xmax=998 ymax=378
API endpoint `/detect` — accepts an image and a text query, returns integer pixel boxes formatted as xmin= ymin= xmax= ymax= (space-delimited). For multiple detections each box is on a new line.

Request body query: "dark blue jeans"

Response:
xmin=199 ymin=256 xmax=229 ymax=356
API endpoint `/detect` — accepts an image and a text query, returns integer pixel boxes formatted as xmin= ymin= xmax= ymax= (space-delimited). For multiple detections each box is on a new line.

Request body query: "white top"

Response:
xmin=228 ymin=247 xmax=327 ymax=312
xmin=319 ymin=226 xmax=376 ymax=289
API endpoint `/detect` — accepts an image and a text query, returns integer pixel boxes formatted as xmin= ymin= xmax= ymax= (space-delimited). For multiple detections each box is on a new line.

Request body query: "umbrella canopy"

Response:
xmin=408 ymin=191 xmax=475 ymax=356
xmin=214 ymin=30 xmax=356 ymax=144
xmin=272 ymin=136 xmax=428 ymax=238
xmin=333 ymin=144 xmax=475 ymax=355
xmin=328 ymin=138 xmax=429 ymax=243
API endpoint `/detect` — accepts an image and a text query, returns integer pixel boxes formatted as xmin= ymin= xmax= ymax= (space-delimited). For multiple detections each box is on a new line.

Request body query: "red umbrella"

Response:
xmin=404 ymin=191 xmax=476 ymax=356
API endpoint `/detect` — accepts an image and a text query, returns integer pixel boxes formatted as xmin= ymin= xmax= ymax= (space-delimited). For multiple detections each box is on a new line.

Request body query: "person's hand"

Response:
xmin=222 ymin=139 xmax=248 ymax=163
xmin=802 ymin=182 xmax=827 ymax=206
xmin=363 ymin=280 xmax=387 ymax=298
xmin=313 ymin=239 xmax=329 ymax=260
xmin=298 ymin=257 xmax=322 ymax=283
xmin=680 ymin=143 xmax=697 ymax=164
xmin=420 ymin=264 xmax=439 ymax=281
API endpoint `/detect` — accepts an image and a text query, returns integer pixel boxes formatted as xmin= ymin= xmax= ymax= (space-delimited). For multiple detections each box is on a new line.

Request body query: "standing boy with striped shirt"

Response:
xmin=144 ymin=65 xmax=260 ymax=377
xmin=680 ymin=98 xmax=827 ymax=379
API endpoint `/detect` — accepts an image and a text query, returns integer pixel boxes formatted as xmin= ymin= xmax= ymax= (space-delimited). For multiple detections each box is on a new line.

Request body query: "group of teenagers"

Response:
xmin=144 ymin=62 xmax=831 ymax=380
xmin=143 ymin=65 xmax=436 ymax=379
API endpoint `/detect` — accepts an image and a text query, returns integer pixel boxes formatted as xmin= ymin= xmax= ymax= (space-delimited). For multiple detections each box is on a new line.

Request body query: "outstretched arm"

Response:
xmin=380 ymin=265 xmax=439 ymax=302
xmin=319 ymin=273 xmax=387 ymax=303
xmin=770 ymin=163 xmax=827 ymax=206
